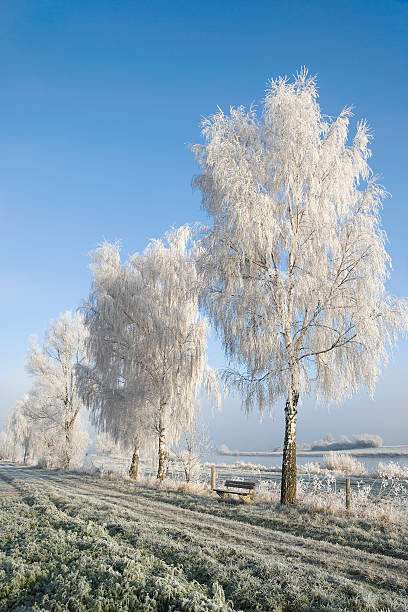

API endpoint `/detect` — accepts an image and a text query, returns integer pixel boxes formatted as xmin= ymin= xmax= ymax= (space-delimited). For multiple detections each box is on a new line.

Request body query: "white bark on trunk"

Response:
xmin=280 ymin=384 xmax=299 ymax=504
xmin=129 ymin=446 xmax=140 ymax=480
xmin=63 ymin=426 xmax=72 ymax=470
xmin=157 ymin=425 xmax=169 ymax=481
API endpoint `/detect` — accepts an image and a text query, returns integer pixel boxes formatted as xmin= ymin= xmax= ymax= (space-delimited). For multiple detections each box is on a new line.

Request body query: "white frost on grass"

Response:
xmin=0 ymin=483 xmax=229 ymax=611
xmin=1 ymin=468 xmax=408 ymax=611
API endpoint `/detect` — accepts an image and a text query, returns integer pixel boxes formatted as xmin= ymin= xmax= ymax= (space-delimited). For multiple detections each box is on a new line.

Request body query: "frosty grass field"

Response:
xmin=1 ymin=462 xmax=408 ymax=611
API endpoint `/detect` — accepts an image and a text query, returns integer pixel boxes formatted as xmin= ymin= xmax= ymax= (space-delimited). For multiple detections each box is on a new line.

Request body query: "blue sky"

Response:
xmin=1 ymin=0 xmax=407 ymax=448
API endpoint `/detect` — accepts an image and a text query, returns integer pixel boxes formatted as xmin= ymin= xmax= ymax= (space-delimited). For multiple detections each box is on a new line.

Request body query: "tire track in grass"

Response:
xmin=0 ymin=469 xmax=21 ymax=498
xmin=85 ymin=488 xmax=408 ymax=593
xmin=0 ymin=494 xmax=231 ymax=611
xmin=9 ymin=466 xmax=407 ymax=581
xmin=26 ymin=475 xmax=408 ymax=601
xmin=5 ymin=463 xmax=408 ymax=608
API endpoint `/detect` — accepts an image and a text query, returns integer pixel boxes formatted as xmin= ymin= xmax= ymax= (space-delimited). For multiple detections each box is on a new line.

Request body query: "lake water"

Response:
xmin=205 ymin=453 xmax=408 ymax=474
xmin=87 ymin=451 xmax=408 ymax=486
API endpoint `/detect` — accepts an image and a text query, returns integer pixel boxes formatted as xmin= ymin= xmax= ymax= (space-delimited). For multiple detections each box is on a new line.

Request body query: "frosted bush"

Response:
xmin=134 ymin=474 xmax=212 ymax=496
xmin=293 ymin=474 xmax=408 ymax=523
xmin=230 ymin=460 xmax=268 ymax=471
xmin=298 ymin=461 xmax=322 ymax=475
xmin=254 ymin=479 xmax=280 ymax=503
xmin=323 ymin=452 xmax=366 ymax=475
xmin=377 ymin=461 xmax=408 ymax=480
xmin=171 ymin=451 xmax=202 ymax=482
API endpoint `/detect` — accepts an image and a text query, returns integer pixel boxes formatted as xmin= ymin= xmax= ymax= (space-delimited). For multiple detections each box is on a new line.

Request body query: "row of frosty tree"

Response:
xmin=2 ymin=70 xmax=408 ymax=503
xmin=1 ymin=227 xmax=218 ymax=481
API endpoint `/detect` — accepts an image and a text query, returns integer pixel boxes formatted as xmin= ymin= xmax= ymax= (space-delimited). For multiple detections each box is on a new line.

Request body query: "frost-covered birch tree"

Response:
xmin=26 ymin=311 xmax=90 ymax=469
xmin=192 ymin=69 xmax=408 ymax=504
xmin=0 ymin=402 xmax=30 ymax=463
xmin=6 ymin=395 xmax=33 ymax=464
xmin=80 ymin=242 xmax=153 ymax=480
xmin=82 ymin=226 xmax=219 ymax=480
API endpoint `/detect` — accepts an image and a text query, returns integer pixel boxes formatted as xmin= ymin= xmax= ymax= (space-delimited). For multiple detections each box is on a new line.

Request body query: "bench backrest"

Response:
xmin=224 ymin=480 xmax=255 ymax=490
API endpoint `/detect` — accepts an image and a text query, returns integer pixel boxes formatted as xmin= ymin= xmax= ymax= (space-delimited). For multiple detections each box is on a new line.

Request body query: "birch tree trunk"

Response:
xmin=157 ymin=426 xmax=169 ymax=481
xmin=129 ymin=446 xmax=140 ymax=480
xmin=185 ymin=463 xmax=192 ymax=482
xmin=280 ymin=390 xmax=299 ymax=504
xmin=23 ymin=442 xmax=29 ymax=465
xmin=62 ymin=426 xmax=72 ymax=470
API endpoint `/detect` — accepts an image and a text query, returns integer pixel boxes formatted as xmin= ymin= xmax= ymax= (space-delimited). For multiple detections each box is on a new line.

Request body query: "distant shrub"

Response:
xmin=217 ymin=444 xmax=242 ymax=455
xmin=323 ymin=452 xmax=366 ymax=475
xmin=299 ymin=462 xmax=323 ymax=475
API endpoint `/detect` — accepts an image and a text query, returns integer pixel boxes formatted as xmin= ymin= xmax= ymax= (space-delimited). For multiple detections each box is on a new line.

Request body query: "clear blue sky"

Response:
xmin=1 ymin=0 xmax=407 ymax=448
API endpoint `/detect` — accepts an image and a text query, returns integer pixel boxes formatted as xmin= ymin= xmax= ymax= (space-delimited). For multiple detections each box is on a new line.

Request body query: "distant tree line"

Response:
xmin=307 ymin=433 xmax=383 ymax=452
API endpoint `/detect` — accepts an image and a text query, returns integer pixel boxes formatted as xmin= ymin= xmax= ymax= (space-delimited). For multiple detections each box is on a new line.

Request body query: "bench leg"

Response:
xmin=215 ymin=491 xmax=228 ymax=499
xmin=238 ymin=493 xmax=253 ymax=504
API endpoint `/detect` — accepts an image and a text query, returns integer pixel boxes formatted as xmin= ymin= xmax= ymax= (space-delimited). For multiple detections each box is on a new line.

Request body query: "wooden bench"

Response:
xmin=213 ymin=480 xmax=255 ymax=503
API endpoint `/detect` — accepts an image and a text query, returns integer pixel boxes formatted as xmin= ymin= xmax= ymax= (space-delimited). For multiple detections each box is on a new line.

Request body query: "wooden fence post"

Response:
xmin=346 ymin=477 xmax=351 ymax=511
xmin=211 ymin=466 xmax=216 ymax=490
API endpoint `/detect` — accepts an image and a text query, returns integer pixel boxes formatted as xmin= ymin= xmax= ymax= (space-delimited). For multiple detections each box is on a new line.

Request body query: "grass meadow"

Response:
xmin=1 ymin=464 xmax=408 ymax=611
